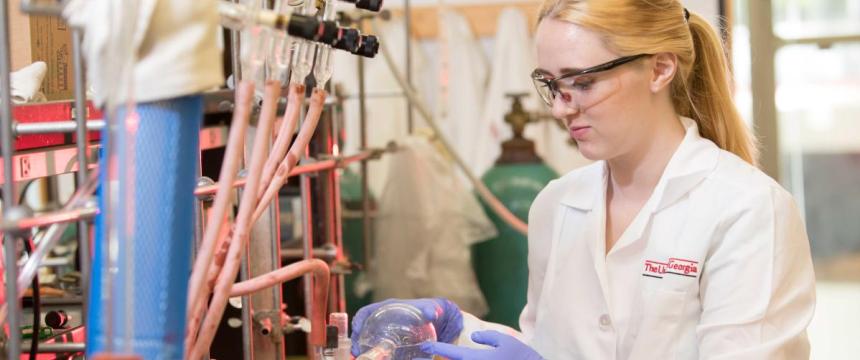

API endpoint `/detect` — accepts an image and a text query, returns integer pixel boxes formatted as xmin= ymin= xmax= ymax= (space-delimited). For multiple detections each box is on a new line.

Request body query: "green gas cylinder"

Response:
xmin=472 ymin=94 xmax=558 ymax=329
xmin=340 ymin=168 xmax=374 ymax=317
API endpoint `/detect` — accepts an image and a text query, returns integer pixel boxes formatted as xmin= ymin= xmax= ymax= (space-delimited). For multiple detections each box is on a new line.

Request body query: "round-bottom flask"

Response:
xmin=356 ymin=303 xmax=437 ymax=360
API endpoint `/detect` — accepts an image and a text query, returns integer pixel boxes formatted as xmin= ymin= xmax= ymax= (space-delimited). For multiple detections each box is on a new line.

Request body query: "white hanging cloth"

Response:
xmin=371 ymin=136 xmax=496 ymax=316
xmin=436 ymin=8 xmax=490 ymax=176
xmin=475 ymin=7 xmax=535 ymax=175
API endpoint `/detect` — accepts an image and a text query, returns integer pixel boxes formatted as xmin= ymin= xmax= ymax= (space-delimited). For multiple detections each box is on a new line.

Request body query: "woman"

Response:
xmin=351 ymin=0 xmax=816 ymax=358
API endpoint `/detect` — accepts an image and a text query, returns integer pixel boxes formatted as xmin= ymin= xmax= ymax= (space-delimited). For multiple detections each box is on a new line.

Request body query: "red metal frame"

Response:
xmin=13 ymin=101 xmax=103 ymax=151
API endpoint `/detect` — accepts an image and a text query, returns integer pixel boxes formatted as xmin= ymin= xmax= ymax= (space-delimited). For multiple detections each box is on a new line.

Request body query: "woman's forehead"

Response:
xmin=535 ymin=18 xmax=617 ymax=75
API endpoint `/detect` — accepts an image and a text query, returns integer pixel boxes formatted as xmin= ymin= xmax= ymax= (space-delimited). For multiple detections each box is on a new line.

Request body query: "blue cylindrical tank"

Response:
xmin=88 ymin=95 xmax=202 ymax=359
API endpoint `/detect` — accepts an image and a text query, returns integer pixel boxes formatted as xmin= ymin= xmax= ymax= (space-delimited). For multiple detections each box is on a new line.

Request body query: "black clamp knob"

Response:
xmin=45 ymin=310 xmax=70 ymax=329
xmin=333 ymin=27 xmax=361 ymax=52
xmin=339 ymin=0 xmax=383 ymax=12
xmin=352 ymin=35 xmax=379 ymax=58
xmin=316 ymin=20 xmax=340 ymax=45
xmin=355 ymin=0 xmax=383 ymax=12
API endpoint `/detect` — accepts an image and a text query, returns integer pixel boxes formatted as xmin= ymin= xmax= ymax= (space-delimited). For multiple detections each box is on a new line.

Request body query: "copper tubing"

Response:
xmin=257 ymin=83 xmax=305 ymax=202
xmin=184 ymin=80 xmax=255 ymax=354
xmin=251 ymin=88 xmax=327 ymax=224
xmin=188 ymin=219 xmax=233 ymax=351
xmin=90 ymin=354 xmax=142 ymax=360
xmin=228 ymin=259 xmax=329 ymax=346
xmin=189 ymin=80 xmax=281 ymax=359
xmin=0 ymin=206 xmax=98 ymax=232
xmin=475 ymin=183 xmax=528 ymax=234
xmin=229 ymin=258 xmax=328 ymax=296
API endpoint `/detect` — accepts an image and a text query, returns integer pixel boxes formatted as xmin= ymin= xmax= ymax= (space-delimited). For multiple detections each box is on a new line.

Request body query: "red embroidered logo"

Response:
xmin=643 ymin=258 xmax=699 ymax=279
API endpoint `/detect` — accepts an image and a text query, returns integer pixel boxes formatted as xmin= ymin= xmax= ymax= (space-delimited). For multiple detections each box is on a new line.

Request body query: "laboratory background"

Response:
xmin=0 ymin=0 xmax=856 ymax=359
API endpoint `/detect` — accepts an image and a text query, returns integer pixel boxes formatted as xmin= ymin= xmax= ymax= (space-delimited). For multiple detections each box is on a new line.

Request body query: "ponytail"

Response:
xmin=679 ymin=13 xmax=759 ymax=165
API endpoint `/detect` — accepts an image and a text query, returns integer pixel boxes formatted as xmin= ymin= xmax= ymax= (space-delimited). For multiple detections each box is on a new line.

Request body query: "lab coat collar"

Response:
xmin=558 ymin=161 xmax=606 ymax=211
xmin=650 ymin=117 xmax=721 ymax=212
xmin=559 ymin=117 xmax=720 ymax=213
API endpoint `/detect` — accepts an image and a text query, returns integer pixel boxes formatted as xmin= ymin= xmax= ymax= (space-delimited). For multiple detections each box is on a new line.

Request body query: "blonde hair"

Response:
xmin=539 ymin=0 xmax=759 ymax=165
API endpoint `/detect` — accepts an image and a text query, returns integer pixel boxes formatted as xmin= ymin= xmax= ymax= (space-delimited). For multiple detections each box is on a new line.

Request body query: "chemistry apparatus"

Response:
xmin=188 ymin=1 xmax=381 ymax=359
xmin=355 ymin=303 xmax=438 ymax=360
xmin=0 ymin=0 xmax=381 ymax=357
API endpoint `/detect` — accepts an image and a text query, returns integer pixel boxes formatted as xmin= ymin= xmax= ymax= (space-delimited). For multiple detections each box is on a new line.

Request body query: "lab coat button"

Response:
xmin=599 ymin=314 xmax=612 ymax=329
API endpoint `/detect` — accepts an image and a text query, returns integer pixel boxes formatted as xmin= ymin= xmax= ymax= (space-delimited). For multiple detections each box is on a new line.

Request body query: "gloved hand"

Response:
xmin=419 ymin=330 xmax=543 ymax=360
xmin=350 ymin=298 xmax=463 ymax=356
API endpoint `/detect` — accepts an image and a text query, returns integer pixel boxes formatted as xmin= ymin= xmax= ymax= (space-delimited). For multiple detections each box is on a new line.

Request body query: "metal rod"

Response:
xmin=230 ymin=0 xmax=242 ymax=83
xmin=331 ymin=98 xmax=346 ymax=312
xmin=342 ymin=208 xmax=377 ymax=219
xmin=240 ymin=252 xmax=253 ymax=360
xmin=298 ymin=102 xmax=316 ymax=355
xmin=0 ymin=205 xmax=97 ymax=232
xmin=13 ymin=119 xmax=105 ymax=135
xmin=281 ymin=247 xmax=337 ymax=261
xmin=779 ymin=34 xmax=860 ymax=47
xmin=39 ymin=296 xmax=85 ymax=306
xmin=193 ymin=151 xmax=375 ymax=197
xmin=194 ymin=160 xmax=334 ymax=197
xmin=356 ymin=26 xmax=373 ymax=281
xmin=1 ymin=0 xmax=23 ymax=355
xmin=299 ymin=176 xmax=316 ymax=352
xmin=318 ymin=103 xmax=339 ymax=313
xmin=71 ymin=26 xmax=91 ymax=325
xmin=245 ymin=81 xmax=284 ymax=359
xmin=33 ymin=342 xmax=86 ymax=353
xmin=404 ymin=0 xmax=414 ymax=134
xmin=340 ymin=91 xmax=405 ymax=100
xmin=19 ymin=0 xmax=63 ymax=17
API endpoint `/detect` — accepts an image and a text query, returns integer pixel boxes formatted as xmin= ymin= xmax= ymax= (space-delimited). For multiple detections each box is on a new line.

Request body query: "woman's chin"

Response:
xmin=576 ymin=142 xmax=608 ymax=161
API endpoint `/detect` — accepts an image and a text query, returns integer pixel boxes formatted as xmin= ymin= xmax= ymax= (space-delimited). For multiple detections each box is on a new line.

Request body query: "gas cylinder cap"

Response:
xmin=504 ymin=93 xmax=533 ymax=140
xmin=496 ymin=93 xmax=541 ymax=164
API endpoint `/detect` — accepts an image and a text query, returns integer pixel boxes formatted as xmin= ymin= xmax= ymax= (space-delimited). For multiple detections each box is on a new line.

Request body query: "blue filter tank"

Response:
xmin=87 ymin=95 xmax=202 ymax=359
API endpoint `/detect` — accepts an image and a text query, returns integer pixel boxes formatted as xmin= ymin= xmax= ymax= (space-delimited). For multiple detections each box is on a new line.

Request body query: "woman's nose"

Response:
xmin=550 ymin=94 xmax=578 ymax=120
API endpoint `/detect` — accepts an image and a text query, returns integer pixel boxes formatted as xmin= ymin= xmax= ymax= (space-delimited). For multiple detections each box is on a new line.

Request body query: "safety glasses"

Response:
xmin=531 ymin=54 xmax=651 ymax=110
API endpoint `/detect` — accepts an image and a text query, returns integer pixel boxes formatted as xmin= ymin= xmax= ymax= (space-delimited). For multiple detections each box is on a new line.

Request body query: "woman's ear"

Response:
xmin=649 ymin=52 xmax=678 ymax=93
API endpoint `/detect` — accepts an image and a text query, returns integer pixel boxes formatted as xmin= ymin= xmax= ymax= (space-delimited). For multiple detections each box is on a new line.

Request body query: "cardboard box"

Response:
xmin=9 ymin=0 xmax=32 ymax=70
xmin=10 ymin=0 xmax=75 ymax=101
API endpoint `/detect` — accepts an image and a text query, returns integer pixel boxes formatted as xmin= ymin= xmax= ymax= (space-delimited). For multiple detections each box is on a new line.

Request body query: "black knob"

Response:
xmin=286 ymin=14 xmax=320 ymax=41
xmin=355 ymin=0 xmax=383 ymax=12
xmin=353 ymin=35 xmax=379 ymax=58
xmin=333 ymin=28 xmax=360 ymax=52
xmin=45 ymin=310 xmax=69 ymax=329
xmin=316 ymin=20 xmax=340 ymax=45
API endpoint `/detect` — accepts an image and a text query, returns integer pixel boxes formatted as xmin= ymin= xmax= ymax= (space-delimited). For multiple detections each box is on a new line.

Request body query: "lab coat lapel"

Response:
xmin=610 ymin=117 xmax=721 ymax=253
xmin=650 ymin=118 xmax=721 ymax=213
xmin=558 ymin=163 xmax=614 ymax=309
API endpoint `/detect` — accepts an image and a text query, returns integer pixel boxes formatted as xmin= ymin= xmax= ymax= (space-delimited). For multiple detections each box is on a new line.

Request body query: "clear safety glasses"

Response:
xmin=531 ymin=54 xmax=651 ymax=110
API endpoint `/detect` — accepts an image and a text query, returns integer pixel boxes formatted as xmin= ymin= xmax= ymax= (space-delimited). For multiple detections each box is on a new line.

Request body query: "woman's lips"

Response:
xmin=569 ymin=126 xmax=590 ymax=140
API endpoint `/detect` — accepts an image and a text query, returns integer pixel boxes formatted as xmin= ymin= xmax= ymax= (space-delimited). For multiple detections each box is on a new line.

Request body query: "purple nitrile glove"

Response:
xmin=350 ymin=298 xmax=463 ymax=357
xmin=419 ymin=330 xmax=543 ymax=360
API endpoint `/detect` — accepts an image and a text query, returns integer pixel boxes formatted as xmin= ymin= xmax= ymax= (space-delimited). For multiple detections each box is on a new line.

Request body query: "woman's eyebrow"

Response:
xmin=559 ymin=66 xmax=586 ymax=73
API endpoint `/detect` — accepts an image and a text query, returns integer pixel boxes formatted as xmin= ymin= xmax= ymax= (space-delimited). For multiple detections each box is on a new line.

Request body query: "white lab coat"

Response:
xmin=459 ymin=117 xmax=816 ymax=359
